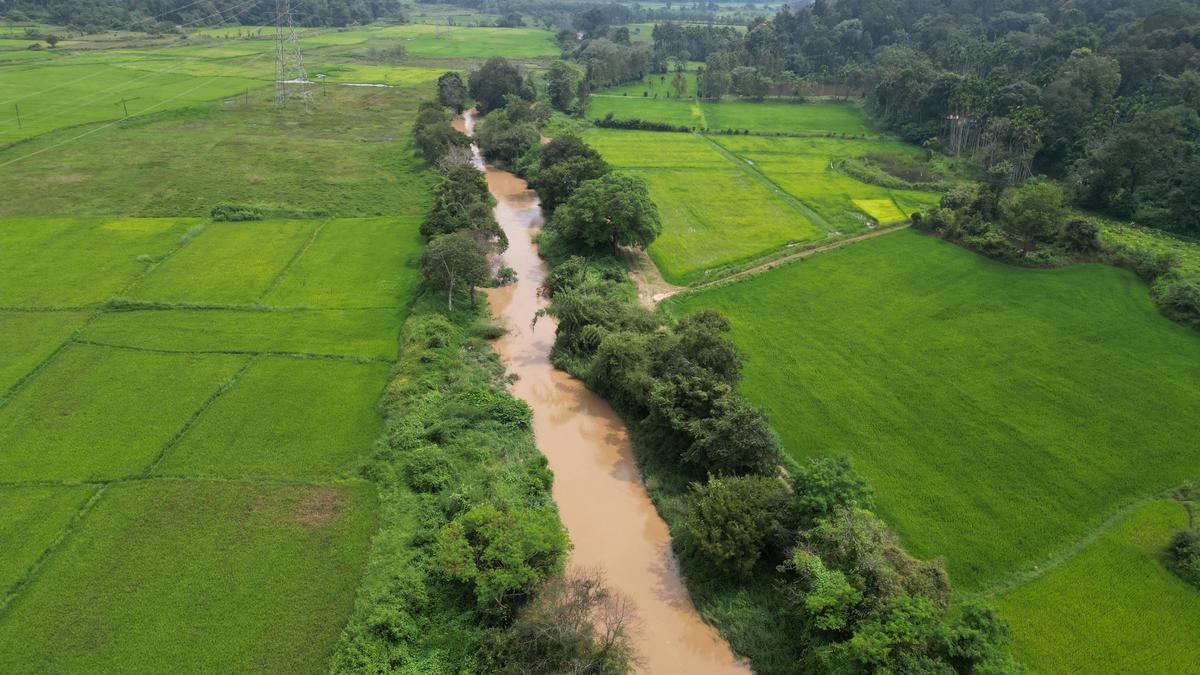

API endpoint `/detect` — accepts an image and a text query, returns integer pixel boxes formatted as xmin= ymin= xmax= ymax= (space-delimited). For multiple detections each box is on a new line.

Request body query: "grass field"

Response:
xmin=584 ymin=128 xmax=826 ymax=283
xmin=711 ymin=135 xmax=941 ymax=231
xmin=0 ymin=480 xmax=377 ymax=673
xmin=0 ymin=210 xmax=422 ymax=665
xmin=995 ymin=499 xmax=1200 ymax=673
xmin=668 ymin=230 xmax=1200 ymax=590
xmin=0 ymin=88 xmax=436 ymax=218
xmin=583 ymin=122 xmax=941 ymax=283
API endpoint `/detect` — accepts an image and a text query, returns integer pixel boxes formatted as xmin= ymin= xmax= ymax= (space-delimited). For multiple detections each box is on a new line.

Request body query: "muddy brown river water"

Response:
xmin=453 ymin=112 xmax=747 ymax=673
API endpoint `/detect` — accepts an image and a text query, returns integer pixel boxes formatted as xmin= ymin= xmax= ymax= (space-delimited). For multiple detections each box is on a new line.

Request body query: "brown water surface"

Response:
xmin=455 ymin=112 xmax=747 ymax=674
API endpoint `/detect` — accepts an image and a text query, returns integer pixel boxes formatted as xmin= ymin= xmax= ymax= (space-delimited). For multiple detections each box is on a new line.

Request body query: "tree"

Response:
xmin=533 ymin=155 xmax=610 ymax=214
xmin=436 ymin=71 xmax=470 ymax=113
xmin=435 ymin=504 xmax=568 ymax=615
xmin=999 ymin=181 xmax=1065 ymax=249
xmin=683 ymin=475 xmax=786 ymax=577
xmin=551 ymin=173 xmax=661 ymax=254
xmin=699 ymin=67 xmax=730 ymax=100
xmin=501 ymin=568 xmax=637 ymax=674
xmin=683 ymin=394 xmax=781 ymax=476
xmin=786 ymin=456 xmax=873 ymax=528
xmin=420 ymin=231 xmax=489 ymax=311
xmin=475 ymin=108 xmax=540 ymax=165
xmin=1168 ymin=530 xmax=1200 ymax=586
xmin=546 ymin=60 xmax=585 ymax=112
xmin=731 ymin=65 xmax=770 ymax=100
xmin=470 ymin=57 xmax=525 ymax=113
xmin=45 ymin=34 xmax=59 ymax=48
xmin=422 ymin=165 xmax=501 ymax=241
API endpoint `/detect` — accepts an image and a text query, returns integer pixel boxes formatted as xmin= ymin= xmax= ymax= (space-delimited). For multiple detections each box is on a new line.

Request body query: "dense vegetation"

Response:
xmin=647 ymin=0 xmax=1200 ymax=236
xmin=2 ymin=0 xmax=406 ymax=31
xmin=510 ymin=128 xmax=1021 ymax=672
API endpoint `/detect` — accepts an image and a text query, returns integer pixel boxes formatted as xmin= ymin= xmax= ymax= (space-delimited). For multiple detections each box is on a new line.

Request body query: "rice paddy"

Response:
xmin=668 ymin=230 xmax=1200 ymax=592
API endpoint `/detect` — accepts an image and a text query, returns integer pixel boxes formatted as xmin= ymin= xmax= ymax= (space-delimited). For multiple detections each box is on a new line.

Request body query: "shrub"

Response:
xmin=210 ymin=203 xmax=263 ymax=221
xmin=404 ymin=446 xmax=453 ymax=493
xmin=435 ymin=505 xmax=568 ymax=616
xmin=499 ymin=568 xmax=636 ymax=674
xmin=1168 ymin=530 xmax=1200 ymax=586
xmin=786 ymin=456 xmax=873 ymax=529
xmin=682 ymin=394 xmax=781 ymax=477
xmin=1059 ymin=218 xmax=1101 ymax=254
xmin=683 ymin=475 xmax=787 ymax=578
xmin=1155 ymin=275 xmax=1200 ymax=330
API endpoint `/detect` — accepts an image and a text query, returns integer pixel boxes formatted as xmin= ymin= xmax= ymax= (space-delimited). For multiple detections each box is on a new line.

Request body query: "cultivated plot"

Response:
xmin=0 ymin=343 xmax=246 ymax=482
xmin=80 ymin=308 xmax=401 ymax=360
xmin=995 ymin=500 xmax=1200 ymax=673
xmin=0 ymin=480 xmax=377 ymax=673
xmin=0 ymin=87 xmax=436 ymax=218
xmin=128 ymin=219 xmax=318 ymax=305
xmin=0 ymin=311 xmax=89 ymax=392
xmin=669 ymin=231 xmax=1200 ymax=590
xmin=158 ymin=357 xmax=390 ymax=480
xmin=711 ymin=135 xmax=940 ymax=231
xmin=0 ymin=485 xmax=96 ymax=593
xmin=0 ymin=217 xmax=195 ymax=306
xmin=264 ymin=216 xmax=425 ymax=309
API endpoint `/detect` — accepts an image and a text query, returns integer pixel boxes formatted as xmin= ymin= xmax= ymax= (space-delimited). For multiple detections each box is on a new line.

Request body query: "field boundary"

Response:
xmin=258 ymin=219 xmax=328 ymax=302
xmin=642 ymin=223 xmax=910 ymax=305
xmin=698 ymin=133 xmax=834 ymax=232
xmin=975 ymin=480 xmax=1200 ymax=599
xmin=0 ymin=484 xmax=106 ymax=618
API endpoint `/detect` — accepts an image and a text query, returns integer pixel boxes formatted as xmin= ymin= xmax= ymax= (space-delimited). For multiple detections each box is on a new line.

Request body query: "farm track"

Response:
xmin=636 ymin=222 xmax=909 ymax=306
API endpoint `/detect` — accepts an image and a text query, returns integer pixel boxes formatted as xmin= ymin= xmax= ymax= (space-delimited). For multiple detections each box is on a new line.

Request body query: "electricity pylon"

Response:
xmin=274 ymin=0 xmax=312 ymax=109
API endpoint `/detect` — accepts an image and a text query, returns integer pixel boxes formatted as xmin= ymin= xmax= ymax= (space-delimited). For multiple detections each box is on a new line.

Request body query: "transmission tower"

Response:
xmin=274 ymin=0 xmax=312 ymax=109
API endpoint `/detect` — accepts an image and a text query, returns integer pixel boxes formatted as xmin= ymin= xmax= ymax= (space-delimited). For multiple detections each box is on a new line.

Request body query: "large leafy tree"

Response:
xmin=999 ymin=181 xmax=1065 ymax=249
xmin=436 ymin=71 xmax=470 ymax=113
xmin=550 ymin=173 xmax=661 ymax=254
xmin=469 ymin=57 xmax=526 ymax=113
xmin=420 ymin=231 xmax=489 ymax=311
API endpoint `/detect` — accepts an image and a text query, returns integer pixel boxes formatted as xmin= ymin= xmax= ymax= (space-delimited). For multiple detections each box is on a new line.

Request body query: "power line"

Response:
xmin=0 ymin=0 xmax=262 ymax=108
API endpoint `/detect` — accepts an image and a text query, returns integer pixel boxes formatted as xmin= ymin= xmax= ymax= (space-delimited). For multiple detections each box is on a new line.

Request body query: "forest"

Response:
xmin=644 ymin=0 xmax=1200 ymax=236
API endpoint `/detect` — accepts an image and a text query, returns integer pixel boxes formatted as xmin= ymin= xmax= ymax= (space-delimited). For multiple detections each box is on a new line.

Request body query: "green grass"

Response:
xmin=373 ymin=24 xmax=559 ymax=58
xmin=599 ymin=70 xmax=699 ymax=98
xmin=0 ymin=61 xmax=265 ymax=145
xmin=587 ymin=94 xmax=876 ymax=136
xmin=995 ymin=500 xmax=1200 ymax=673
xmin=80 ymin=308 xmax=401 ymax=360
xmin=0 ymin=311 xmax=89 ymax=391
xmin=0 ymin=217 xmax=195 ymax=306
xmin=0 ymin=343 xmax=246 ymax=482
xmin=712 ymin=135 xmax=940 ymax=231
xmin=264 ymin=216 xmax=425 ymax=309
xmin=588 ymin=96 xmax=702 ymax=127
xmin=157 ymin=357 xmax=390 ymax=479
xmin=668 ymin=230 xmax=1200 ymax=590
xmin=129 ymin=220 xmax=318 ymax=305
xmin=0 ymin=87 xmax=436 ymax=218
xmin=703 ymin=101 xmax=875 ymax=135
xmin=0 ymin=486 xmax=95 ymax=593
xmin=1098 ymin=220 xmax=1200 ymax=277
xmin=0 ymin=480 xmax=378 ymax=673
xmin=583 ymin=128 xmax=826 ymax=283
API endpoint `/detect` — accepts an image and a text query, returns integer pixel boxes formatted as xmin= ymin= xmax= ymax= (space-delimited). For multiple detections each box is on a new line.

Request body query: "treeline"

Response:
xmin=333 ymin=87 xmax=639 ymax=673
xmin=510 ymin=124 xmax=1022 ymax=670
xmin=1 ymin=0 xmax=405 ymax=32
xmin=651 ymin=0 xmax=1200 ymax=236
xmin=915 ymin=182 xmax=1200 ymax=331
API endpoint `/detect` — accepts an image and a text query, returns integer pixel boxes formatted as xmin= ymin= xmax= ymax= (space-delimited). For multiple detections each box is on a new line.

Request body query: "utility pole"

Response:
xmin=14 ymin=103 xmax=20 ymax=129
xmin=116 ymin=97 xmax=140 ymax=118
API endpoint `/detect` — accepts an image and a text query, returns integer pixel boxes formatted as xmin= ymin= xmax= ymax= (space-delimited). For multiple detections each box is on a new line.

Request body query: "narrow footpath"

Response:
xmin=455 ymin=112 xmax=747 ymax=674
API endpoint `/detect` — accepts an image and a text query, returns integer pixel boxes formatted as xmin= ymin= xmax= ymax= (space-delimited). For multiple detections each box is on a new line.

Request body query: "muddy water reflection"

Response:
xmin=456 ymin=113 xmax=748 ymax=674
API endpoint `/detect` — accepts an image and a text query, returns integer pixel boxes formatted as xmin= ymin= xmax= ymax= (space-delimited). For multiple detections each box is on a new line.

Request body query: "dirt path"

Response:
xmin=638 ymin=223 xmax=909 ymax=306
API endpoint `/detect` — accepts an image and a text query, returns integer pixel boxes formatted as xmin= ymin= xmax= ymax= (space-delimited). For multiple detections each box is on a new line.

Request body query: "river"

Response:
xmin=453 ymin=111 xmax=747 ymax=673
